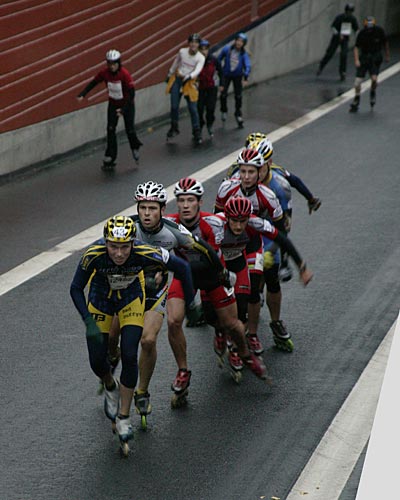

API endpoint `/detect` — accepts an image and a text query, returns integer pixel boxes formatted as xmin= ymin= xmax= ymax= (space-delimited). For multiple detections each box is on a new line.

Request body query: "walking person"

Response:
xmin=197 ymin=39 xmax=222 ymax=138
xmin=218 ymin=33 xmax=251 ymax=128
xmin=349 ymin=16 xmax=390 ymax=112
xmin=77 ymin=50 xmax=142 ymax=170
xmin=165 ymin=33 xmax=205 ymax=145
xmin=317 ymin=3 xmax=359 ymax=81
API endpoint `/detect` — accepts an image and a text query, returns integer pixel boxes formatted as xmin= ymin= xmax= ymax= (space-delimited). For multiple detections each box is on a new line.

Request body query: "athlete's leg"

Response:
xmin=123 ymin=101 xmax=143 ymax=152
xmin=137 ymin=310 xmax=164 ymax=392
xmin=105 ymin=102 xmax=119 ymax=161
xmin=264 ymin=264 xmax=282 ymax=321
xmin=167 ymin=297 xmax=188 ymax=369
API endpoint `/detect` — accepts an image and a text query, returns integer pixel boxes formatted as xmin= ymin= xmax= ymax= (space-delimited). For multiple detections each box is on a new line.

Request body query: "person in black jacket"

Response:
xmin=349 ymin=16 xmax=390 ymax=112
xmin=197 ymin=39 xmax=222 ymax=138
xmin=317 ymin=3 xmax=359 ymax=81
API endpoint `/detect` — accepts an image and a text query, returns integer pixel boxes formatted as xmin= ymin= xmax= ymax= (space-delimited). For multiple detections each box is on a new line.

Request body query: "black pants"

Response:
xmin=319 ymin=35 xmax=349 ymax=75
xmin=198 ymin=87 xmax=218 ymax=129
xmin=220 ymin=75 xmax=243 ymax=117
xmin=105 ymin=101 xmax=142 ymax=161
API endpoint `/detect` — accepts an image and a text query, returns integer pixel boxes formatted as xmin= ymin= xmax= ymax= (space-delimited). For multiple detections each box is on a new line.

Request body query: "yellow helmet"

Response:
xmin=245 ymin=132 xmax=267 ymax=147
xmin=103 ymin=216 xmax=136 ymax=243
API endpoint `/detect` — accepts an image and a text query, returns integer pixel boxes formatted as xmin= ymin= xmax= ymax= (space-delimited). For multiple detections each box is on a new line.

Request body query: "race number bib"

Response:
xmin=340 ymin=22 xmax=351 ymax=36
xmin=107 ymin=274 xmax=138 ymax=290
xmin=107 ymin=81 xmax=123 ymax=100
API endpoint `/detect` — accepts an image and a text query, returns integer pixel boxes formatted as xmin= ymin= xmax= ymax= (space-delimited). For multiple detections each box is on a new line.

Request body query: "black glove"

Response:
xmin=218 ymin=268 xmax=232 ymax=288
xmin=308 ymin=197 xmax=321 ymax=214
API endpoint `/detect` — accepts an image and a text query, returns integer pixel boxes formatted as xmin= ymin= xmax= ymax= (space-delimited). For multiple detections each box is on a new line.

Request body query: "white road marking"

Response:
xmin=1 ymin=62 xmax=399 ymax=298
xmin=286 ymin=318 xmax=397 ymax=500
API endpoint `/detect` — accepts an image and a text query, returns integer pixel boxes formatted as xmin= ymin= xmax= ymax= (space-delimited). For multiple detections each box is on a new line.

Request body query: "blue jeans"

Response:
xmin=170 ymin=78 xmax=200 ymax=131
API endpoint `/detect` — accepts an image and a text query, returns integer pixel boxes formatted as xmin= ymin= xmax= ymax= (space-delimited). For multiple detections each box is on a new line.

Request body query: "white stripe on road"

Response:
xmin=1 ymin=61 xmax=400 ymax=298
xmin=286 ymin=319 xmax=396 ymax=500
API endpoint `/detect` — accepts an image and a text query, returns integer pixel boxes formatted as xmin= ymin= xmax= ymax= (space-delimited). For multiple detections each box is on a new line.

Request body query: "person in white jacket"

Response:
xmin=165 ymin=33 xmax=205 ymax=144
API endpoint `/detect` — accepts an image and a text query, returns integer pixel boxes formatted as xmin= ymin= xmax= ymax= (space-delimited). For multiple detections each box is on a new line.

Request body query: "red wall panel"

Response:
xmin=0 ymin=0 xmax=289 ymax=133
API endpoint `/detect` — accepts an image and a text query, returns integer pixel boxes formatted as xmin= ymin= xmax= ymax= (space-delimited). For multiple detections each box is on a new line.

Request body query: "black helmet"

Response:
xmin=188 ymin=33 xmax=201 ymax=43
xmin=345 ymin=3 xmax=354 ymax=12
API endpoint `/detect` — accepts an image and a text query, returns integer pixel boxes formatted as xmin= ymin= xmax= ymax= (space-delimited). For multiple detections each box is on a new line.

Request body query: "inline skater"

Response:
xmin=212 ymin=196 xmax=313 ymax=359
xmin=226 ymin=133 xmax=321 ymax=280
xmin=70 ymin=216 xmax=196 ymax=451
xmin=215 ymin=148 xmax=284 ymax=354
xmin=349 ymin=16 xmax=390 ymax=112
xmin=166 ymin=178 xmax=268 ymax=394
xmin=108 ymin=181 xmax=227 ymax=415
xmin=197 ymin=39 xmax=222 ymax=138
xmin=218 ymin=33 xmax=251 ymax=127
xmin=77 ymin=50 xmax=142 ymax=169
xmin=166 ymin=33 xmax=205 ymax=144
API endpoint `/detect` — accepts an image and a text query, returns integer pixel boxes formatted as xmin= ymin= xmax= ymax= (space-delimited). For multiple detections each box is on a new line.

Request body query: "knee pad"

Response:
xmin=264 ymin=264 xmax=281 ymax=294
xmin=248 ymin=273 xmax=261 ymax=304
xmin=236 ymin=294 xmax=249 ymax=323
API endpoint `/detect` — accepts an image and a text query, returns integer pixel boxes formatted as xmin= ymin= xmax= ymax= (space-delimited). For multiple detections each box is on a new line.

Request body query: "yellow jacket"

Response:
xmin=166 ymin=74 xmax=199 ymax=102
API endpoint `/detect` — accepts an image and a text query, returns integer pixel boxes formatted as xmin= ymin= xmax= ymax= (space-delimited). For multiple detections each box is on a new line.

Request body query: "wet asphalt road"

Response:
xmin=1 ymin=46 xmax=400 ymax=500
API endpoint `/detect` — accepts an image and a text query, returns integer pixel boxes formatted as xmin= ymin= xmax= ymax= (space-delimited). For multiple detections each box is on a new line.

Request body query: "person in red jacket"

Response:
xmin=197 ymin=39 xmax=222 ymax=138
xmin=77 ymin=50 xmax=142 ymax=169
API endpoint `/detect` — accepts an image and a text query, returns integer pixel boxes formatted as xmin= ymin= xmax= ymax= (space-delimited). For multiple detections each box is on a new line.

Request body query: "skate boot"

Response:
xmin=134 ymin=390 xmax=152 ymax=430
xmin=370 ymin=90 xmax=376 ymax=108
xmin=171 ymin=369 xmax=191 ymax=408
xmin=242 ymin=353 xmax=271 ymax=383
xmin=102 ymin=156 xmax=116 ymax=170
xmin=228 ymin=348 xmax=244 ymax=371
xmin=133 ymin=149 xmax=140 ymax=163
xmin=235 ymin=114 xmax=244 ymax=129
xmin=98 ymin=347 xmax=121 ymax=395
xmin=349 ymin=96 xmax=360 ymax=113
xmin=115 ymin=415 xmax=133 ymax=456
xmin=246 ymin=333 xmax=264 ymax=355
xmin=270 ymin=320 xmax=294 ymax=352
xmin=104 ymin=378 xmax=120 ymax=421
xmin=166 ymin=121 xmax=180 ymax=139
xmin=214 ymin=332 xmax=227 ymax=357
xmin=278 ymin=263 xmax=293 ymax=282
xmin=193 ymin=128 xmax=203 ymax=145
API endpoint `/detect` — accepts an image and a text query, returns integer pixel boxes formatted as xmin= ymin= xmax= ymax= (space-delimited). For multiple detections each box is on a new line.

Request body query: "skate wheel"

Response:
xmin=171 ymin=392 xmax=188 ymax=409
xmin=120 ymin=441 xmax=129 ymax=457
xmin=140 ymin=414 xmax=147 ymax=431
xmin=230 ymin=370 xmax=242 ymax=384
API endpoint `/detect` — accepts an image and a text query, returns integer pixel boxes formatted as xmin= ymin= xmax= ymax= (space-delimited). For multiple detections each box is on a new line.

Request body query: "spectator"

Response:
xmin=317 ymin=3 xmax=359 ymax=81
xmin=218 ymin=32 xmax=251 ymax=128
xmin=349 ymin=16 xmax=390 ymax=112
xmin=166 ymin=33 xmax=205 ymax=145
xmin=77 ymin=50 xmax=142 ymax=169
xmin=197 ymin=39 xmax=222 ymax=138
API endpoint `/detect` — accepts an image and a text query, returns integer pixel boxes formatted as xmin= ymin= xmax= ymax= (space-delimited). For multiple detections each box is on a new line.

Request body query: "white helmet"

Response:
xmin=106 ymin=50 xmax=121 ymax=62
xmin=134 ymin=181 xmax=168 ymax=204
xmin=237 ymin=148 xmax=264 ymax=168
xmin=249 ymin=137 xmax=273 ymax=161
xmin=174 ymin=177 xmax=204 ymax=197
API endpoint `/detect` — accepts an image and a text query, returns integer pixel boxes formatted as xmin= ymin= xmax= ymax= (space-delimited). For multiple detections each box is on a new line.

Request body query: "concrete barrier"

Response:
xmin=1 ymin=0 xmax=398 ymax=178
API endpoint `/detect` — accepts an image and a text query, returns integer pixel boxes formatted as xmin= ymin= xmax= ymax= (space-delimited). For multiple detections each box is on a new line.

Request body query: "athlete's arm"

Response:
xmin=70 ymin=265 xmax=92 ymax=320
xmin=77 ymin=79 xmax=98 ymax=98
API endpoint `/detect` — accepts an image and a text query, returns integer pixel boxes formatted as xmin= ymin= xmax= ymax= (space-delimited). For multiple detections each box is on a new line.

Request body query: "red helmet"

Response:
xmin=237 ymin=148 xmax=264 ymax=167
xmin=224 ymin=196 xmax=253 ymax=218
xmin=174 ymin=177 xmax=204 ymax=197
